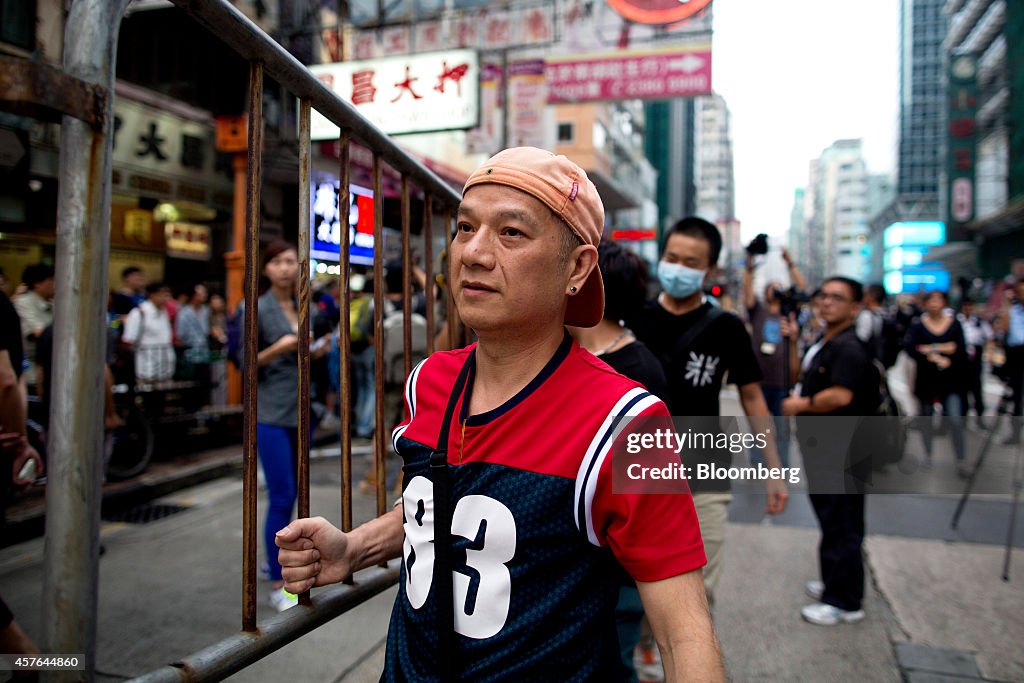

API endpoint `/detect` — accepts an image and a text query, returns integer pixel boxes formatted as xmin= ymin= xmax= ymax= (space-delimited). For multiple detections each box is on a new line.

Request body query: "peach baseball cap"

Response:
xmin=462 ymin=147 xmax=605 ymax=327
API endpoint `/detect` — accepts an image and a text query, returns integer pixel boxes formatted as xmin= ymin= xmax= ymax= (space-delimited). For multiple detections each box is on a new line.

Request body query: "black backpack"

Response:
xmin=866 ymin=358 xmax=906 ymax=468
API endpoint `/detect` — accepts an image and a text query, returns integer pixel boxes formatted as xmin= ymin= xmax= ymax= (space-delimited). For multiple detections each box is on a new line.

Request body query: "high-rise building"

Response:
xmin=898 ymin=0 xmax=948 ymax=197
xmin=804 ymin=140 xmax=873 ymax=282
xmin=787 ymin=188 xmax=807 ymax=274
xmin=646 ymin=99 xmax=697 ymax=231
xmin=694 ymin=94 xmax=736 ymax=227
xmin=869 ymin=0 xmax=949 ymax=293
xmin=945 ymin=0 xmax=1024 ymax=279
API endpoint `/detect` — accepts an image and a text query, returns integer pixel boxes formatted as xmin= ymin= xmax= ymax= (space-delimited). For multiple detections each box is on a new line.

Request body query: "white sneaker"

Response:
xmin=319 ymin=412 xmax=341 ymax=431
xmin=801 ymin=602 xmax=864 ymax=625
xmin=269 ymin=587 xmax=298 ymax=612
xmin=805 ymin=579 xmax=824 ymax=600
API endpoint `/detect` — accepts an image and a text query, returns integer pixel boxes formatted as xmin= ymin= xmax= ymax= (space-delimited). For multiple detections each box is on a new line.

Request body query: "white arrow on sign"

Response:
xmin=0 ymin=129 xmax=27 ymax=168
xmin=667 ymin=54 xmax=705 ymax=73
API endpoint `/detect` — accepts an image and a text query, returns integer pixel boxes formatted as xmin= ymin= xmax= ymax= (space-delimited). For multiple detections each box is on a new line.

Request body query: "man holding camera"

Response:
xmin=743 ymin=245 xmax=807 ymax=468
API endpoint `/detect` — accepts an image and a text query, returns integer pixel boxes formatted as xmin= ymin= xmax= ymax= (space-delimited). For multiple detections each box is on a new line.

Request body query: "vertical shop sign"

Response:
xmin=508 ymin=60 xmax=547 ymax=149
xmin=947 ymin=54 xmax=978 ymax=237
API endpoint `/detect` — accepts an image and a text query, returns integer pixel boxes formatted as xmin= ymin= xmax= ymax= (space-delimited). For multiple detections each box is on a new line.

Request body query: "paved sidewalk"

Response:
xmin=323 ymin=513 xmax=1024 ymax=683
xmin=2 ymin=459 xmax=1021 ymax=681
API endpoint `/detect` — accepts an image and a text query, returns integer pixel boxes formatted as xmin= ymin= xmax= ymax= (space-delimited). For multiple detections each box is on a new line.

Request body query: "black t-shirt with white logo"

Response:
xmin=632 ymin=300 xmax=763 ymax=493
xmin=632 ymin=300 xmax=762 ymax=417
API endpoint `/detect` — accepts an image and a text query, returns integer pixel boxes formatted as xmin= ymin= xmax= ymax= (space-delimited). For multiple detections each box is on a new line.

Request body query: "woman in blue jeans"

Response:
xmin=254 ymin=241 xmax=329 ymax=611
xmin=905 ymin=290 xmax=969 ymax=476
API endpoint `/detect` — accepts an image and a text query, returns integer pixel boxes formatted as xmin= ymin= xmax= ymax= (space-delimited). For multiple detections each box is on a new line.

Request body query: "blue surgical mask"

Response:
xmin=658 ymin=261 xmax=707 ymax=299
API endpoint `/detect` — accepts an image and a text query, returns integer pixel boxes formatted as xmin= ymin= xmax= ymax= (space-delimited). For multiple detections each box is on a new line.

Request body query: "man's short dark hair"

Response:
xmin=384 ymin=260 xmax=404 ymax=295
xmin=122 ymin=266 xmax=142 ymax=280
xmin=823 ymin=276 xmax=863 ymax=303
xmin=599 ymin=241 xmax=648 ymax=323
xmin=145 ymin=281 xmax=168 ymax=295
xmin=865 ymin=284 xmax=886 ymax=304
xmin=663 ymin=217 xmax=722 ymax=266
xmin=22 ymin=264 xmax=55 ymax=288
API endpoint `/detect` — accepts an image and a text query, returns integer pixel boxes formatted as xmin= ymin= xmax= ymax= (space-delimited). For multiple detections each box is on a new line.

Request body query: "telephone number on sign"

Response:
xmin=0 ymin=655 xmax=85 ymax=670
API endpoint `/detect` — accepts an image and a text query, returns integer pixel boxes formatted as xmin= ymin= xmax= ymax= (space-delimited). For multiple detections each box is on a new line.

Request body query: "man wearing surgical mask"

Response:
xmin=631 ymin=217 xmax=788 ymax=602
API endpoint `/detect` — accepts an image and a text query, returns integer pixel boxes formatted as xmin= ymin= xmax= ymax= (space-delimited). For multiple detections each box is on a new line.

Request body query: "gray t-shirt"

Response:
xmin=256 ymin=292 xmax=299 ymax=427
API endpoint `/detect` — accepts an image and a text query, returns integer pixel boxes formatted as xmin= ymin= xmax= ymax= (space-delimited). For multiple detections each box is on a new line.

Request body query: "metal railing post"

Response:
xmin=241 ymin=60 xmax=264 ymax=634
xmin=42 ymin=1 xmax=131 ymax=680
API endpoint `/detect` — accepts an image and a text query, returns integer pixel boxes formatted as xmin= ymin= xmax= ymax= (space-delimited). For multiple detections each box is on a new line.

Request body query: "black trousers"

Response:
xmin=809 ymin=493 xmax=865 ymax=612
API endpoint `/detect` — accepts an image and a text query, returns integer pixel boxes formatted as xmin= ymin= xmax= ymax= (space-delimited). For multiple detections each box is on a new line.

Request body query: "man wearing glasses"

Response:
xmin=782 ymin=277 xmax=878 ymax=626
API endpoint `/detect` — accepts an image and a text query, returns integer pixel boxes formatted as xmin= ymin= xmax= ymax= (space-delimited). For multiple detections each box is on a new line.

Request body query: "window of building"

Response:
xmin=1 ymin=0 xmax=36 ymax=50
xmin=557 ymin=122 xmax=574 ymax=144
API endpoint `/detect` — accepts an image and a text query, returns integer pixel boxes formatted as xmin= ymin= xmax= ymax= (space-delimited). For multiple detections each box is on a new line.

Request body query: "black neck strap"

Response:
xmin=429 ymin=350 xmax=473 ymax=683
xmin=432 ymin=351 xmax=474 ymax=465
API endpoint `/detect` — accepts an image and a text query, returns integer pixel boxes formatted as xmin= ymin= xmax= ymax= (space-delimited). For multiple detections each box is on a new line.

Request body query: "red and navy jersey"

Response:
xmin=383 ymin=333 xmax=706 ymax=682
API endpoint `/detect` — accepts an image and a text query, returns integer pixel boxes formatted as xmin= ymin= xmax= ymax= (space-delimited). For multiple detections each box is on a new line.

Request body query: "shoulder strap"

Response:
xmin=671 ymin=305 xmax=725 ymax=359
xmin=430 ymin=352 xmax=473 ymax=683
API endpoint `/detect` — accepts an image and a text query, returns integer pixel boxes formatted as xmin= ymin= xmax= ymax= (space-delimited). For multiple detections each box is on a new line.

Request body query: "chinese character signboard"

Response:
xmin=165 ymin=222 xmax=212 ymax=261
xmin=381 ymin=26 xmax=410 ymax=54
xmin=351 ymin=29 xmax=376 ymax=60
xmin=310 ymin=49 xmax=479 ymax=138
xmin=415 ymin=21 xmax=444 ymax=52
xmin=946 ymin=54 xmax=978 ymax=238
xmin=483 ymin=10 xmax=513 ymax=46
xmin=112 ymin=96 xmax=231 ymax=209
xmin=545 ymin=45 xmax=711 ymax=103
xmin=519 ymin=5 xmax=554 ymax=45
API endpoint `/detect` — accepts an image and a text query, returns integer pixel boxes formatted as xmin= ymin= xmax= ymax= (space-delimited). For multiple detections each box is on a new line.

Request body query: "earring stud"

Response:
xmin=570 ymin=286 xmax=578 ymax=294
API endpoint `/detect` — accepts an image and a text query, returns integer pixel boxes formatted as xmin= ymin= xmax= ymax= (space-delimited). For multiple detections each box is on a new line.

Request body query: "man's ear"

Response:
xmin=568 ymin=244 xmax=598 ymax=294
xmin=704 ymin=264 xmax=719 ymax=284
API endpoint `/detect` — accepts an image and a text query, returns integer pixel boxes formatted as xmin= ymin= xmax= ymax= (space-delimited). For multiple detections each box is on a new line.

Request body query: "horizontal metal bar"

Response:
xmin=127 ymin=562 xmax=400 ymax=683
xmin=168 ymin=0 xmax=462 ymax=209
xmin=0 ymin=55 xmax=108 ymax=128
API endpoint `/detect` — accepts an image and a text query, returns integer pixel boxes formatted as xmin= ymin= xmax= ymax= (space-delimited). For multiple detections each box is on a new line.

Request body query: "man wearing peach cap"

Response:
xmin=277 ymin=148 xmax=724 ymax=681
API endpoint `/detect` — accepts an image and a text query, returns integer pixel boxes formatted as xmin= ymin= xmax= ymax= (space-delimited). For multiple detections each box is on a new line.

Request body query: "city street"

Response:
xmin=2 ymin=0 xmax=1022 ymax=680
xmin=2 ymin=361 xmax=1022 ymax=682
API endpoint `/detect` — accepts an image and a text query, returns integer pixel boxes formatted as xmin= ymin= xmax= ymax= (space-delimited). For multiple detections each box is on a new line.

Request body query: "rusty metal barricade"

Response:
xmin=0 ymin=0 xmax=466 ymax=679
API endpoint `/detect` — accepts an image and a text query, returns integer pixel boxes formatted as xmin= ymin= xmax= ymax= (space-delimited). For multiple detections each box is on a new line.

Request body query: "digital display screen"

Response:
xmin=311 ymin=174 xmax=376 ymax=265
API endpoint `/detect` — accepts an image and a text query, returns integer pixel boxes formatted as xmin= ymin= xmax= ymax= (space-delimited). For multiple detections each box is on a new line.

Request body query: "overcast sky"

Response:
xmin=711 ymin=0 xmax=902 ymax=241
